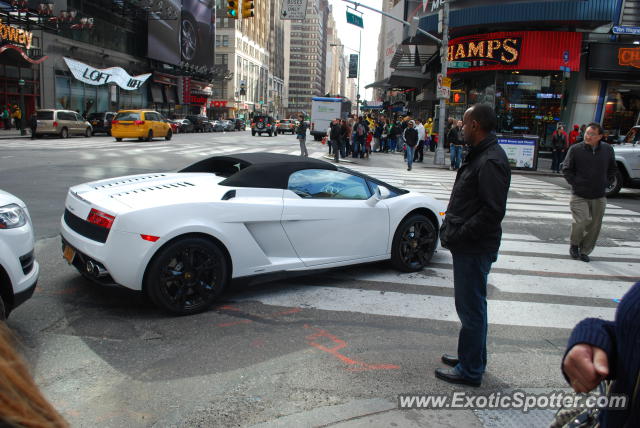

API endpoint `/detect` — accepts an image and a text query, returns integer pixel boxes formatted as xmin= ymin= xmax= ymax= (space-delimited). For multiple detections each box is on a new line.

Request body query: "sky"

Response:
xmin=328 ymin=0 xmax=383 ymax=101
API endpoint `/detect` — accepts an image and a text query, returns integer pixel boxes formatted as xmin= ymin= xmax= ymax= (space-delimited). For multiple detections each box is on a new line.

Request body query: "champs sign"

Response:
xmin=448 ymin=37 xmax=521 ymax=65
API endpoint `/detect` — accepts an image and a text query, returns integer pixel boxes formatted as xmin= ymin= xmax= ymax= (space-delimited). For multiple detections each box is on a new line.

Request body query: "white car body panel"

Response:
xmin=0 ymin=189 xmax=39 ymax=306
xmin=60 ymin=166 xmax=446 ymax=293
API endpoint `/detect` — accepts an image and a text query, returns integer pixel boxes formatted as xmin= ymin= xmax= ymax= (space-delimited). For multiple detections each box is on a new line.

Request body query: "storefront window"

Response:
xmin=602 ymin=83 xmax=640 ymax=138
xmin=55 ymin=76 xmax=71 ymax=109
xmin=495 ymin=72 xmax=564 ymax=145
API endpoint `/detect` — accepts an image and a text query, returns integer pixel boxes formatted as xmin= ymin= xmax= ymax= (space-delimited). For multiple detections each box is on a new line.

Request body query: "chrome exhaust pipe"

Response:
xmin=85 ymin=259 xmax=108 ymax=278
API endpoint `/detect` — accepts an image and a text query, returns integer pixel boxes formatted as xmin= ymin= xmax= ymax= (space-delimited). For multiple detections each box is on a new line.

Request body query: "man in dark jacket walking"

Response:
xmin=562 ymin=123 xmax=617 ymax=262
xmin=329 ymin=118 xmax=343 ymax=163
xmin=551 ymin=125 xmax=568 ymax=173
xmin=435 ymin=104 xmax=511 ymax=387
xmin=403 ymin=120 xmax=419 ymax=171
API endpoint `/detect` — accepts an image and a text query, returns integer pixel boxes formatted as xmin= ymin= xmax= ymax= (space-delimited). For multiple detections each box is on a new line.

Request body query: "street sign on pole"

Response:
xmin=281 ymin=0 xmax=308 ymax=20
xmin=348 ymin=54 xmax=358 ymax=78
xmin=436 ymin=73 xmax=450 ymax=99
xmin=448 ymin=61 xmax=471 ymax=68
xmin=346 ymin=10 xmax=363 ymax=28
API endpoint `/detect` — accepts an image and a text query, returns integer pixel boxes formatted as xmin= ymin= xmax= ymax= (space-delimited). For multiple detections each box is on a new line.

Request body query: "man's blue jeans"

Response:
xmin=450 ymin=145 xmax=463 ymax=169
xmin=405 ymin=145 xmax=414 ymax=169
xmin=451 ymin=251 xmax=498 ymax=382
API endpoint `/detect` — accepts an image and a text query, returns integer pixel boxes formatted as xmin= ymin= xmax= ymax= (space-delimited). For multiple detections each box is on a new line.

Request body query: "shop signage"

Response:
xmin=209 ymin=100 xmax=228 ymax=108
xmin=497 ymin=135 xmax=537 ymax=170
xmin=448 ymin=31 xmax=582 ymax=74
xmin=587 ymin=42 xmax=640 ymax=81
xmin=448 ymin=37 xmax=521 ymax=65
xmin=618 ymin=46 xmax=640 ymax=69
xmin=189 ymin=95 xmax=208 ymax=104
xmin=63 ymin=57 xmax=151 ymax=91
xmin=612 ymin=26 xmax=640 ymax=35
xmin=0 ymin=22 xmax=33 ymax=49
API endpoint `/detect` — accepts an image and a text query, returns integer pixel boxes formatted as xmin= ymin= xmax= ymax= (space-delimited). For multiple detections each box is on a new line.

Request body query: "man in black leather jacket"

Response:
xmin=435 ymin=104 xmax=511 ymax=387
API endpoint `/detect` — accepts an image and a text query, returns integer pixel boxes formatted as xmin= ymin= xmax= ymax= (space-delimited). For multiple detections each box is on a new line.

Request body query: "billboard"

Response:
xmin=148 ymin=0 xmax=215 ymax=68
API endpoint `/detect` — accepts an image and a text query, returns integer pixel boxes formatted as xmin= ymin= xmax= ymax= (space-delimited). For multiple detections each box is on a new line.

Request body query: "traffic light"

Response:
xmin=450 ymin=90 xmax=466 ymax=105
xmin=241 ymin=0 xmax=254 ymax=18
xmin=227 ymin=0 xmax=238 ymax=19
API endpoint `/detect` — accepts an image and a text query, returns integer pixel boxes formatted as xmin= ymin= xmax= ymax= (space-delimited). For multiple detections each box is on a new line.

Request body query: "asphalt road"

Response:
xmin=1 ymin=131 xmax=639 ymax=427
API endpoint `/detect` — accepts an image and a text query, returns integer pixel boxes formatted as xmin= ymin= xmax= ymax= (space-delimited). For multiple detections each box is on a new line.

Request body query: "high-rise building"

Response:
xmin=286 ymin=0 xmax=331 ymax=117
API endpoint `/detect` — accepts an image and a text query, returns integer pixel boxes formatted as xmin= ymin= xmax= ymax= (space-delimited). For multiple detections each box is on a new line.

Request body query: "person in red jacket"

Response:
xmin=568 ymin=124 xmax=580 ymax=147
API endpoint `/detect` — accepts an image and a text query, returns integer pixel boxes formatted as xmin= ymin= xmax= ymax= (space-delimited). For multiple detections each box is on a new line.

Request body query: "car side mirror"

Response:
xmin=369 ymin=186 xmax=390 ymax=204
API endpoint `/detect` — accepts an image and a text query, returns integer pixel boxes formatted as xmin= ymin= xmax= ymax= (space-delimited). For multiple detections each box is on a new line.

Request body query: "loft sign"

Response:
xmin=63 ymin=57 xmax=151 ymax=91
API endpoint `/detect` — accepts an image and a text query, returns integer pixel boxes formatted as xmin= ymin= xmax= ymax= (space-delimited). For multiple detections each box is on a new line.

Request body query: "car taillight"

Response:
xmin=134 ymin=120 xmax=145 ymax=125
xmin=53 ymin=121 xmax=58 ymax=128
xmin=111 ymin=120 xmax=119 ymax=125
xmin=87 ymin=208 xmax=115 ymax=229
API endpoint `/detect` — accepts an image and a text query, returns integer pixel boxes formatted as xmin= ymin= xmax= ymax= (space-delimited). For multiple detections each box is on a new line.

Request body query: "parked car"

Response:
xmin=34 ymin=109 xmax=92 ymax=139
xmin=87 ymin=112 xmax=117 ymax=136
xmin=202 ymin=120 xmax=215 ymax=132
xmin=111 ymin=110 xmax=172 ymax=142
xmin=211 ymin=120 xmax=225 ymax=132
xmin=59 ymin=152 xmax=445 ymax=315
xmin=221 ymin=120 xmax=235 ymax=132
xmin=276 ymin=119 xmax=296 ymax=135
xmin=185 ymin=115 xmax=209 ymax=132
xmin=167 ymin=120 xmax=180 ymax=134
xmin=175 ymin=118 xmax=194 ymax=133
xmin=606 ymin=138 xmax=640 ymax=197
xmin=0 ymin=189 xmax=38 ymax=319
xmin=234 ymin=119 xmax=246 ymax=131
xmin=251 ymin=115 xmax=276 ymax=137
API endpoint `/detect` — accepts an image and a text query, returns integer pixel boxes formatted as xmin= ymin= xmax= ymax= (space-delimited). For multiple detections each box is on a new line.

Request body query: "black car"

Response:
xmin=234 ymin=119 xmax=246 ymax=130
xmin=87 ymin=112 xmax=116 ymax=135
xmin=251 ymin=115 xmax=276 ymax=137
xmin=185 ymin=115 xmax=208 ymax=132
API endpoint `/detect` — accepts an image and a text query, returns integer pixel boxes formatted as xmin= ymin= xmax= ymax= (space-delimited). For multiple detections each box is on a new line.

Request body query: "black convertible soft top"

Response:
xmin=179 ymin=152 xmax=337 ymax=189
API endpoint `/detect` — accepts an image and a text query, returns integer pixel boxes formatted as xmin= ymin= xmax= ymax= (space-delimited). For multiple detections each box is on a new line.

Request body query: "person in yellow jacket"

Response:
xmin=11 ymin=105 xmax=22 ymax=130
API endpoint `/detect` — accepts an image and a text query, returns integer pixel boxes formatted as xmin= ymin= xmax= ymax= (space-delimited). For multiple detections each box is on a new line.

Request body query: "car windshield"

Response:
xmin=36 ymin=111 xmax=53 ymax=120
xmin=115 ymin=112 xmax=140 ymax=121
xmin=87 ymin=113 xmax=103 ymax=120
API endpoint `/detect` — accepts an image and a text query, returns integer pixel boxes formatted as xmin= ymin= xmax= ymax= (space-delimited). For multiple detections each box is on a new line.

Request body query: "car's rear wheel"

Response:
xmin=60 ymin=127 xmax=68 ymax=139
xmin=391 ymin=214 xmax=437 ymax=272
xmin=146 ymin=237 xmax=228 ymax=315
xmin=606 ymin=169 xmax=623 ymax=197
xmin=116 ymin=137 xmax=123 ymax=142
xmin=165 ymin=129 xmax=172 ymax=141
xmin=146 ymin=130 xmax=153 ymax=142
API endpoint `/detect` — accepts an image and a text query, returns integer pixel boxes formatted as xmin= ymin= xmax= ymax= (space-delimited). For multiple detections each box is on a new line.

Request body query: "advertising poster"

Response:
xmin=148 ymin=0 xmax=214 ymax=68
xmin=497 ymin=135 xmax=537 ymax=170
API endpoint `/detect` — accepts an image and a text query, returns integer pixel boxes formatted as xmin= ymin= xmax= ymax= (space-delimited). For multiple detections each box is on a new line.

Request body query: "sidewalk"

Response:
xmin=321 ymin=145 xmax=558 ymax=178
xmin=0 ymin=128 xmax=29 ymax=139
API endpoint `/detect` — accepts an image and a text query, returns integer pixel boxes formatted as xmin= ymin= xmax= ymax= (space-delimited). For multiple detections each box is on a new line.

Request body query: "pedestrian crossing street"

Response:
xmin=236 ymin=165 xmax=640 ymax=331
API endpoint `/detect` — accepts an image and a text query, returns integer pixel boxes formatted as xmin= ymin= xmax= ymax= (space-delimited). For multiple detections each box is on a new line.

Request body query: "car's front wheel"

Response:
xmin=116 ymin=137 xmax=123 ymax=142
xmin=391 ymin=214 xmax=437 ymax=272
xmin=606 ymin=169 xmax=623 ymax=197
xmin=165 ymin=129 xmax=172 ymax=141
xmin=145 ymin=237 xmax=228 ymax=315
xmin=85 ymin=127 xmax=91 ymax=137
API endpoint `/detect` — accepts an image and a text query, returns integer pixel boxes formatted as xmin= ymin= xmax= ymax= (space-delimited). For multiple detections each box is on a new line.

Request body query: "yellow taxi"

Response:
xmin=111 ymin=110 xmax=172 ymax=142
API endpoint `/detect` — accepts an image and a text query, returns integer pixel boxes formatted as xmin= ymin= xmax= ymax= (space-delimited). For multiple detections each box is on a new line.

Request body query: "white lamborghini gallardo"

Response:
xmin=60 ymin=153 xmax=446 ymax=315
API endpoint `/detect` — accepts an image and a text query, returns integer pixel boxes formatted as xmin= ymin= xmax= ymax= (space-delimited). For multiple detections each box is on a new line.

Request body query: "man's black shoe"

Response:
xmin=570 ymin=245 xmax=580 ymax=259
xmin=434 ymin=368 xmax=481 ymax=387
xmin=441 ymin=354 xmax=458 ymax=367
xmin=580 ymin=253 xmax=590 ymax=262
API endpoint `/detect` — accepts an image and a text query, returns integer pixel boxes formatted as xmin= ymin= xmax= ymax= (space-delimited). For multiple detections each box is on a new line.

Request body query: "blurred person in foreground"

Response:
xmin=562 ymin=281 xmax=639 ymax=427
xmin=0 ymin=323 xmax=68 ymax=427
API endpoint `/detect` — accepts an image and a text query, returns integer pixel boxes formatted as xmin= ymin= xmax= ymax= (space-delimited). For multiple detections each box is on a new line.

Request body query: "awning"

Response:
xmin=387 ymin=69 xmax=429 ymax=89
xmin=365 ymin=78 xmax=391 ymax=89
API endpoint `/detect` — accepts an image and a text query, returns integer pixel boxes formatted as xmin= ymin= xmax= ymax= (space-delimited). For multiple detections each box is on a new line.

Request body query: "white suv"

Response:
xmin=607 ymin=138 xmax=640 ymax=197
xmin=0 ymin=190 xmax=38 ymax=318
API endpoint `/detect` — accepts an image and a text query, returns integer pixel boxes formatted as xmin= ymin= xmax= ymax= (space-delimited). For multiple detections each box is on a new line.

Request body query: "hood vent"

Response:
xmin=110 ymin=181 xmax=195 ymax=198
xmin=93 ymin=174 xmax=167 ymax=190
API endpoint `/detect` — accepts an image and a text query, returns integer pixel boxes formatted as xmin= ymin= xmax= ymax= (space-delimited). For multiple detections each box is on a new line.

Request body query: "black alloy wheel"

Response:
xmin=391 ymin=214 xmax=438 ymax=272
xmin=606 ymin=169 xmax=623 ymax=197
xmin=146 ymin=237 xmax=227 ymax=315
xmin=181 ymin=16 xmax=197 ymax=62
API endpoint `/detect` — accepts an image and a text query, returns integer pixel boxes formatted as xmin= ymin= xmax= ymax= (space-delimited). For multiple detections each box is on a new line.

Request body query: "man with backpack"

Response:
xmin=296 ymin=115 xmax=308 ymax=157
xmin=352 ymin=117 xmax=368 ymax=159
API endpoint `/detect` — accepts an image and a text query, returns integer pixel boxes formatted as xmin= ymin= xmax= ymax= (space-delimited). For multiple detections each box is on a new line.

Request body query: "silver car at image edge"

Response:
xmin=0 ymin=190 xmax=39 ymax=319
